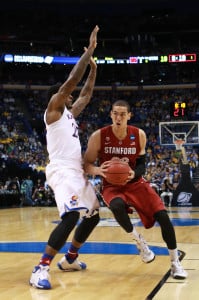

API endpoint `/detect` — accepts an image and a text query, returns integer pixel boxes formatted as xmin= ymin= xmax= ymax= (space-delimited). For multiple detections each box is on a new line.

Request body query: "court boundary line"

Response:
xmin=145 ymin=250 xmax=186 ymax=300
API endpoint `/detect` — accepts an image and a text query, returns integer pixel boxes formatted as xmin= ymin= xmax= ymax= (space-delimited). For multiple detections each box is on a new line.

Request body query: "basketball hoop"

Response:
xmin=174 ymin=139 xmax=185 ymax=150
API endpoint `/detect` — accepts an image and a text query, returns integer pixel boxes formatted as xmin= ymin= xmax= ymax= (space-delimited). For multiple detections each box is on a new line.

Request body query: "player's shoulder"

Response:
xmin=99 ymin=125 xmax=111 ymax=134
xmin=90 ymin=128 xmax=101 ymax=138
xmin=127 ymin=124 xmax=136 ymax=128
xmin=138 ymin=128 xmax=146 ymax=136
xmin=128 ymin=124 xmax=144 ymax=130
xmin=128 ymin=125 xmax=146 ymax=138
xmin=128 ymin=124 xmax=140 ymax=132
xmin=90 ymin=125 xmax=111 ymax=140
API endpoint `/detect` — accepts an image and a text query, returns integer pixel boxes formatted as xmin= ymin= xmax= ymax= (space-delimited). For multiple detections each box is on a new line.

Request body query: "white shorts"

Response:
xmin=46 ymin=164 xmax=100 ymax=218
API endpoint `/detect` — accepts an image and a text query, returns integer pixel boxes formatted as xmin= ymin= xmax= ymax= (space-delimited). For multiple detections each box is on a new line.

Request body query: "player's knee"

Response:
xmin=154 ymin=209 xmax=176 ymax=248
xmin=92 ymin=212 xmax=100 ymax=226
xmin=62 ymin=210 xmax=80 ymax=227
xmin=154 ymin=209 xmax=171 ymax=226
xmin=48 ymin=211 xmax=80 ymax=250
xmin=84 ymin=212 xmax=100 ymax=226
xmin=109 ymin=197 xmax=125 ymax=213
xmin=74 ymin=213 xmax=100 ymax=243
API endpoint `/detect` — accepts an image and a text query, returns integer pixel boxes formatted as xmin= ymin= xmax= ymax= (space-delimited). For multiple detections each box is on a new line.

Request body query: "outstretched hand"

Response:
xmin=89 ymin=25 xmax=99 ymax=49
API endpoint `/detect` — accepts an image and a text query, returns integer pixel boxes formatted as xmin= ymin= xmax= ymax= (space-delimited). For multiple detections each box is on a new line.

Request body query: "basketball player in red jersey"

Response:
xmin=84 ymin=100 xmax=187 ymax=279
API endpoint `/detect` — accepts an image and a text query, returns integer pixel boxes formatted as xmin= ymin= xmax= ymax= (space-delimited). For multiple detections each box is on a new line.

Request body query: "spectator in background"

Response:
xmin=160 ymin=176 xmax=174 ymax=206
xmin=20 ymin=176 xmax=34 ymax=206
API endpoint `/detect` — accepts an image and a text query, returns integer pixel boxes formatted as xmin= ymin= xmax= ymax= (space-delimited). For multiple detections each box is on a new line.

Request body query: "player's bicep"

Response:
xmin=84 ymin=131 xmax=100 ymax=163
xmin=48 ymin=93 xmax=66 ymax=111
xmin=138 ymin=129 xmax=147 ymax=155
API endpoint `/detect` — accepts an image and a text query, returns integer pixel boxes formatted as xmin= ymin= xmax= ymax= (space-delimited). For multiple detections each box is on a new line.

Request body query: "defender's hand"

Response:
xmin=89 ymin=25 xmax=99 ymax=49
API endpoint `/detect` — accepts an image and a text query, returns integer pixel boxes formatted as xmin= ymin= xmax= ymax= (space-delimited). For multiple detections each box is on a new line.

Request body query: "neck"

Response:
xmin=112 ymin=125 xmax=127 ymax=140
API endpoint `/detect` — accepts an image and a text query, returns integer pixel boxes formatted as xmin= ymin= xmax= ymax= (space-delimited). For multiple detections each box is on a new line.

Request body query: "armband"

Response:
xmin=134 ymin=154 xmax=146 ymax=179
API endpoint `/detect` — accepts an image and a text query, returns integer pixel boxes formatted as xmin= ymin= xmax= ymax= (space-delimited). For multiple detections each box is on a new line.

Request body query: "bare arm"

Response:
xmin=71 ymin=53 xmax=97 ymax=118
xmin=59 ymin=26 xmax=98 ymax=96
xmin=138 ymin=128 xmax=147 ymax=155
xmin=46 ymin=25 xmax=99 ymax=122
xmin=127 ymin=128 xmax=147 ymax=181
xmin=83 ymin=130 xmax=109 ymax=177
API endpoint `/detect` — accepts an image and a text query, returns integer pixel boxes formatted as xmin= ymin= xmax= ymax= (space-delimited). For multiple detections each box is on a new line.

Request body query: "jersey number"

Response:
xmin=72 ymin=123 xmax=79 ymax=138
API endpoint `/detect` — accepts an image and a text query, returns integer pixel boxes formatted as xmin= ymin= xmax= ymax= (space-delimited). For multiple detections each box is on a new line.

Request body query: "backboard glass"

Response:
xmin=159 ymin=121 xmax=199 ymax=146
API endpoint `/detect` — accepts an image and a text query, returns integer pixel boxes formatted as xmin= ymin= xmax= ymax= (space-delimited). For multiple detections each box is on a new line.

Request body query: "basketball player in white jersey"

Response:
xmin=30 ymin=25 xmax=100 ymax=289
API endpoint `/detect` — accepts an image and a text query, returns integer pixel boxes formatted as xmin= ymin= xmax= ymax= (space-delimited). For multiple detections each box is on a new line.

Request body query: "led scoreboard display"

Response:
xmin=168 ymin=54 xmax=196 ymax=63
xmin=170 ymin=102 xmax=187 ymax=118
xmin=1 ymin=53 xmax=198 ymax=65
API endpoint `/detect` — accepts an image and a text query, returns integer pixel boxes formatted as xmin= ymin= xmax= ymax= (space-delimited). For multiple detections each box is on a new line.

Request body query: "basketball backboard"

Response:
xmin=159 ymin=121 xmax=199 ymax=146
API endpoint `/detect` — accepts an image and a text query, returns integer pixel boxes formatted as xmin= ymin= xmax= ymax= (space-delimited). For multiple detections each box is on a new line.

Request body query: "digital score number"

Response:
xmin=168 ymin=53 xmax=196 ymax=63
xmin=171 ymin=102 xmax=187 ymax=118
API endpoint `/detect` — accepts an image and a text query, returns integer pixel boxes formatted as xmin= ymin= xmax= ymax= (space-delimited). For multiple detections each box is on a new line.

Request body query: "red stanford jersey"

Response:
xmin=99 ymin=125 xmax=141 ymax=170
xmin=99 ymin=125 xmax=166 ymax=229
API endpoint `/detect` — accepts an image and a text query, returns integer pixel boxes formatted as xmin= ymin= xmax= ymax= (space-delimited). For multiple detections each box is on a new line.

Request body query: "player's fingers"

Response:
xmin=102 ymin=160 xmax=112 ymax=167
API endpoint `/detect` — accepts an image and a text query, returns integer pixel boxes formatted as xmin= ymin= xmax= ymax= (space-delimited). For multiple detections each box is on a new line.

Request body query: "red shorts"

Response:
xmin=102 ymin=177 xmax=166 ymax=229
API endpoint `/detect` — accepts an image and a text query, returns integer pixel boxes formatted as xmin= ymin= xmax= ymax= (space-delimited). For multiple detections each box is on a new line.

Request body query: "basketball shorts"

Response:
xmin=46 ymin=164 xmax=100 ymax=218
xmin=102 ymin=177 xmax=166 ymax=228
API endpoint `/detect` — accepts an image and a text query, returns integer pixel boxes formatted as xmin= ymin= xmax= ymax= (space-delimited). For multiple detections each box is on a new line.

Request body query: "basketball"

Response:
xmin=105 ymin=160 xmax=130 ymax=185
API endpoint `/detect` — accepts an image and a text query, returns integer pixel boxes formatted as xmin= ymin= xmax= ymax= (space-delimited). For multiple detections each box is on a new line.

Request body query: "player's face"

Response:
xmin=110 ymin=106 xmax=131 ymax=127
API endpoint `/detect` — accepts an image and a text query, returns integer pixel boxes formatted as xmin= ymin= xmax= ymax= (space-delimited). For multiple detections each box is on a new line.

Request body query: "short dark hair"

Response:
xmin=47 ymin=83 xmax=61 ymax=102
xmin=112 ymin=100 xmax=130 ymax=112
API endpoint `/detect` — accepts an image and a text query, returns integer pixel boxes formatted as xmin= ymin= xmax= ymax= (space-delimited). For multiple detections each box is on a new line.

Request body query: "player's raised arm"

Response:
xmin=71 ymin=53 xmax=97 ymax=118
xmin=47 ymin=25 xmax=99 ymax=113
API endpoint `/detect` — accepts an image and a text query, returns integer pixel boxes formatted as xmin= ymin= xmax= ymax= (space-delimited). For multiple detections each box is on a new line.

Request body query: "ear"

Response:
xmin=127 ymin=112 xmax=132 ymax=120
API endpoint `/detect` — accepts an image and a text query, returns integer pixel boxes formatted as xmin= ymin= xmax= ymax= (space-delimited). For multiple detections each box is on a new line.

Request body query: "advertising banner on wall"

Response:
xmin=172 ymin=164 xmax=199 ymax=206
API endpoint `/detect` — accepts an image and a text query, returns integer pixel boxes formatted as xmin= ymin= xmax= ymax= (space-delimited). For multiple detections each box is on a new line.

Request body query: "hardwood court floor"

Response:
xmin=0 ymin=206 xmax=198 ymax=300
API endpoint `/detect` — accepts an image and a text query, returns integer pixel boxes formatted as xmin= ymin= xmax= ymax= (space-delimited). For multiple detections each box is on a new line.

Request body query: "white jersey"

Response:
xmin=44 ymin=107 xmax=99 ymax=218
xmin=44 ymin=107 xmax=82 ymax=170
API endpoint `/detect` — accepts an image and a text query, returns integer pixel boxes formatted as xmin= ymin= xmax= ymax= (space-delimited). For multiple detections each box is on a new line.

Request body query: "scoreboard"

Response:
xmin=2 ymin=53 xmax=198 ymax=65
xmin=168 ymin=54 xmax=196 ymax=63
xmin=170 ymin=102 xmax=188 ymax=118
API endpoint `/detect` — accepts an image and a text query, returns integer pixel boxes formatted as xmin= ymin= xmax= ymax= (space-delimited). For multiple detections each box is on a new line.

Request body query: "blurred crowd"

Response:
xmin=0 ymin=86 xmax=199 ymax=207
